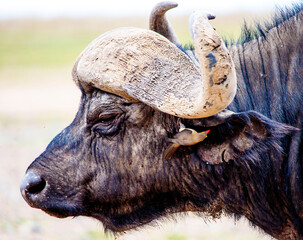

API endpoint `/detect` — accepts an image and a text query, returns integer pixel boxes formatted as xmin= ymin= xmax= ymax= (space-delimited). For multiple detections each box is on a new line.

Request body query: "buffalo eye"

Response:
xmin=90 ymin=112 xmax=125 ymax=136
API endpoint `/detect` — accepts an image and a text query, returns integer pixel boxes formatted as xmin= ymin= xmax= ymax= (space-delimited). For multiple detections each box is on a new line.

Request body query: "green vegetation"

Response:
xmin=85 ymin=230 xmax=114 ymax=240
xmin=0 ymin=17 xmax=146 ymax=69
xmin=0 ymin=13 xmax=268 ymax=70
xmin=167 ymin=234 xmax=187 ymax=240
xmin=0 ymin=25 xmax=97 ymax=68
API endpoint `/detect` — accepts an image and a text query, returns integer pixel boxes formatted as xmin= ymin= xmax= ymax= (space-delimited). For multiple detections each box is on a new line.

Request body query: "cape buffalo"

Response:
xmin=20 ymin=2 xmax=303 ymax=239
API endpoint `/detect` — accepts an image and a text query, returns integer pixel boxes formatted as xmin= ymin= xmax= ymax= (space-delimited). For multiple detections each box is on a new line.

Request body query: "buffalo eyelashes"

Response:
xmin=91 ymin=113 xmax=124 ymax=136
xmin=98 ymin=114 xmax=117 ymax=125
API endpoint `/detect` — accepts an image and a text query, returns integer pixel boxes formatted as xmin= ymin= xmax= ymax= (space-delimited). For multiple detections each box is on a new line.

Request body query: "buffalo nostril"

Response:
xmin=27 ymin=177 xmax=46 ymax=194
xmin=20 ymin=171 xmax=46 ymax=196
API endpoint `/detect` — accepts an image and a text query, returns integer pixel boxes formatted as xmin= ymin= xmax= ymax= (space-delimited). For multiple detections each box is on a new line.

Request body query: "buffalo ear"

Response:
xmin=288 ymin=110 xmax=303 ymax=217
xmin=193 ymin=111 xmax=295 ymax=165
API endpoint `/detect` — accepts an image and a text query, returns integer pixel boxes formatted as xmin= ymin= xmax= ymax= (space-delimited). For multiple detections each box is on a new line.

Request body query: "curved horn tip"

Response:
xmin=152 ymin=1 xmax=178 ymax=13
xmin=189 ymin=11 xmax=217 ymax=39
xmin=150 ymin=1 xmax=181 ymax=45
xmin=206 ymin=12 xmax=216 ymax=20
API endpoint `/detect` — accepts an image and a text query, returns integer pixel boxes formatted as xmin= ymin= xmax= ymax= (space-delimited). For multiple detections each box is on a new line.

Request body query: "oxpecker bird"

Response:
xmin=164 ymin=123 xmax=210 ymax=160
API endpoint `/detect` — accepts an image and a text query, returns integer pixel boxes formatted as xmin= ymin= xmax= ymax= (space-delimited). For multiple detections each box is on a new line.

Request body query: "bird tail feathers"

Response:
xmin=164 ymin=143 xmax=180 ymax=160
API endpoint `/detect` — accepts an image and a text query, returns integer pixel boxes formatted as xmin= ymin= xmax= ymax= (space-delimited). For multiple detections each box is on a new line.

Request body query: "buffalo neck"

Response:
xmin=177 ymin=11 xmax=303 ymax=239
xmin=228 ymin=11 xmax=303 ymax=126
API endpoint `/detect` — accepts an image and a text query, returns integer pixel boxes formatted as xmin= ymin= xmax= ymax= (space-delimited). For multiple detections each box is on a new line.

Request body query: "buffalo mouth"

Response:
xmin=20 ymin=171 xmax=84 ymax=218
xmin=40 ymin=203 xmax=84 ymax=219
xmin=23 ymin=191 xmax=84 ymax=219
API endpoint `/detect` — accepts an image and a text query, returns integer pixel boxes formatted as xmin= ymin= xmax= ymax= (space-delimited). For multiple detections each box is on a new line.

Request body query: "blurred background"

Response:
xmin=0 ymin=0 xmax=294 ymax=239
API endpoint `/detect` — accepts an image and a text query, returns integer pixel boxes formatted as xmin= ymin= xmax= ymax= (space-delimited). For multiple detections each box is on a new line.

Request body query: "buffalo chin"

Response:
xmin=41 ymin=203 xmax=83 ymax=219
xmin=91 ymin=213 xmax=153 ymax=233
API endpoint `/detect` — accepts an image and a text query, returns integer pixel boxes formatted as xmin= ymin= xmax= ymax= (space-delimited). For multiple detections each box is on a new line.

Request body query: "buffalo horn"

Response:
xmin=74 ymin=10 xmax=236 ymax=118
xmin=149 ymin=1 xmax=181 ymax=46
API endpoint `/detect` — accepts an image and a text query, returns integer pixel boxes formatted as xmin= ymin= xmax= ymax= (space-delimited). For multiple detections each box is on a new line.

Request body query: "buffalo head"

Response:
xmin=20 ymin=2 xmax=294 ymax=236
